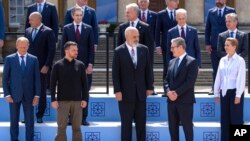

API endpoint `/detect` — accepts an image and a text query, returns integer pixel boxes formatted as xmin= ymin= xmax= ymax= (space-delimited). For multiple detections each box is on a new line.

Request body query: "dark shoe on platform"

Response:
xmin=82 ymin=120 xmax=90 ymax=126
xmin=151 ymin=92 xmax=158 ymax=95
xmin=21 ymin=120 xmax=25 ymax=123
xmin=67 ymin=121 xmax=72 ymax=126
xmin=208 ymin=89 xmax=214 ymax=95
xmin=37 ymin=118 xmax=43 ymax=123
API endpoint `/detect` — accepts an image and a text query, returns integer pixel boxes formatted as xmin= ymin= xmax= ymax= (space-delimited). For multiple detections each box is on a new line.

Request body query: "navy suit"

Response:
xmin=205 ymin=6 xmax=236 ymax=83
xmin=25 ymin=2 xmax=58 ymax=42
xmin=164 ymin=55 xmax=198 ymax=141
xmin=167 ymin=25 xmax=201 ymax=67
xmin=64 ymin=6 xmax=98 ymax=46
xmin=155 ymin=9 xmax=177 ymax=79
xmin=3 ymin=53 xmax=41 ymax=141
xmin=25 ymin=25 xmax=56 ymax=119
xmin=217 ymin=30 xmax=248 ymax=58
xmin=62 ymin=22 xmax=94 ymax=121
xmin=0 ymin=1 xmax=4 ymax=40
xmin=112 ymin=43 xmax=153 ymax=141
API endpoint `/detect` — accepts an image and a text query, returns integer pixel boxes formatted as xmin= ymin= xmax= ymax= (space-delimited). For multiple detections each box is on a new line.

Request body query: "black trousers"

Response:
xmin=220 ymin=89 xmax=244 ymax=141
xmin=82 ymin=74 xmax=92 ymax=121
xmin=168 ymin=102 xmax=194 ymax=141
xmin=36 ymin=73 xmax=47 ymax=118
xmin=118 ymin=100 xmax=146 ymax=141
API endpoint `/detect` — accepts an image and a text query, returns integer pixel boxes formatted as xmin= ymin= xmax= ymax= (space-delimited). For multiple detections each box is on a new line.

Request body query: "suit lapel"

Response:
xmin=80 ymin=23 xmax=85 ymax=40
xmin=25 ymin=54 xmax=32 ymax=75
xmin=14 ymin=54 xmax=22 ymax=72
xmin=33 ymin=25 xmax=44 ymax=42
xmin=69 ymin=23 xmax=77 ymax=41
xmin=175 ymin=55 xmax=187 ymax=77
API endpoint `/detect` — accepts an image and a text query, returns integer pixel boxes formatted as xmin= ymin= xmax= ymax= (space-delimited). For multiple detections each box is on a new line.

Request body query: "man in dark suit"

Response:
xmin=113 ymin=26 xmax=154 ymax=141
xmin=64 ymin=0 xmax=98 ymax=50
xmin=167 ymin=8 xmax=201 ymax=67
xmin=155 ymin=0 xmax=179 ymax=84
xmin=62 ymin=6 xmax=94 ymax=126
xmin=217 ymin=13 xmax=248 ymax=58
xmin=117 ymin=3 xmax=153 ymax=60
xmin=25 ymin=12 xmax=56 ymax=123
xmin=164 ymin=37 xmax=198 ymax=141
xmin=205 ymin=0 xmax=236 ymax=94
xmin=25 ymin=0 xmax=58 ymax=42
xmin=2 ymin=37 xmax=41 ymax=141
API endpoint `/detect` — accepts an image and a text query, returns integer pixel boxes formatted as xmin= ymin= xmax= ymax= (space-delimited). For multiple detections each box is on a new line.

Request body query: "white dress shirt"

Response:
xmin=214 ymin=53 xmax=246 ymax=97
xmin=228 ymin=29 xmax=237 ymax=38
xmin=17 ymin=52 xmax=27 ymax=65
xmin=73 ymin=21 xmax=83 ymax=33
xmin=177 ymin=24 xmax=187 ymax=37
xmin=126 ymin=42 xmax=137 ymax=64
xmin=130 ymin=18 xmax=139 ymax=27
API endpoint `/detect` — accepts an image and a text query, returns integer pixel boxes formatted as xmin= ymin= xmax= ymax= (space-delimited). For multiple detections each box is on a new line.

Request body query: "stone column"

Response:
xmin=118 ymin=0 xmax=137 ymax=22
xmin=235 ymin=0 xmax=250 ymax=25
xmin=185 ymin=0 xmax=204 ymax=25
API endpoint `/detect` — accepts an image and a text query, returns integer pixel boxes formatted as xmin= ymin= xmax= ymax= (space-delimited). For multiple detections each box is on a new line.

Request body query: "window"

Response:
xmin=8 ymin=0 xmax=34 ymax=27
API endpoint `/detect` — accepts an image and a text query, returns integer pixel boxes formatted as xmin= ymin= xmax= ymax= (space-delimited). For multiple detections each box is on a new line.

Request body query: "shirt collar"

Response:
xmin=73 ymin=21 xmax=83 ymax=26
xmin=130 ymin=18 xmax=139 ymax=27
xmin=228 ymin=29 xmax=237 ymax=33
xmin=226 ymin=52 xmax=238 ymax=60
xmin=141 ymin=9 xmax=148 ymax=15
xmin=17 ymin=52 xmax=27 ymax=58
xmin=35 ymin=23 xmax=43 ymax=31
xmin=126 ymin=42 xmax=137 ymax=50
xmin=166 ymin=7 xmax=175 ymax=13
xmin=177 ymin=24 xmax=187 ymax=30
xmin=217 ymin=6 xmax=225 ymax=11
xmin=178 ymin=52 xmax=187 ymax=61
xmin=76 ymin=4 xmax=86 ymax=11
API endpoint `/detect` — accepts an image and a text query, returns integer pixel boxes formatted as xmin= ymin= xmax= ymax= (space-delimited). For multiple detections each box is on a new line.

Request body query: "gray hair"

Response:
xmin=176 ymin=8 xmax=187 ymax=17
xmin=126 ymin=3 xmax=139 ymax=15
xmin=225 ymin=13 xmax=238 ymax=22
xmin=171 ymin=37 xmax=186 ymax=49
xmin=125 ymin=26 xmax=138 ymax=38
xmin=138 ymin=0 xmax=150 ymax=3
xmin=16 ymin=37 xmax=29 ymax=46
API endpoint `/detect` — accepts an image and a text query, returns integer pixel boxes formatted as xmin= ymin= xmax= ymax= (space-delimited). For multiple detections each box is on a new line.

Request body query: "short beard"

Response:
xmin=216 ymin=2 xmax=224 ymax=8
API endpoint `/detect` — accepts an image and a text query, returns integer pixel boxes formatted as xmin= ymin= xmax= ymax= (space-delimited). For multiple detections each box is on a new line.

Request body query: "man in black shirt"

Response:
xmin=51 ymin=41 xmax=88 ymax=141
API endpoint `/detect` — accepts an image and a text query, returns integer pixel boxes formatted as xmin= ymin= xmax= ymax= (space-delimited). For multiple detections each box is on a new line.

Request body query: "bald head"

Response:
xmin=29 ymin=12 xmax=42 ymax=28
xmin=125 ymin=27 xmax=139 ymax=47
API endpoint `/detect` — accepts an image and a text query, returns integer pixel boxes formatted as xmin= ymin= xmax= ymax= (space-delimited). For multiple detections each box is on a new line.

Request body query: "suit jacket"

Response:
xmin=205 ymin=6 xmax=236 ymax=48
xmin=64 ymin=6 xmax=98 ymax=45
xmin=25 ymin=25 xmax=56 ymax=69
xmin=2 ymin=53 xmax=41 ymax=102
xmin=0 ymin=1 xmax=4 ymax=40
xmin=167 ymin=25 xmax=201 ymax=66
xmin=217 ymin=30 xmax=248 ymax=57
xmin=155 ymin=9 xmax=177 ymax=50
xmin=25 ymin=2 xmax=58 ymax=41
xmin=112 ymin=44 xmax=154 ymax=102
xmin=139 ymin=10 xmax=157 ymax=43
xmin=164 ymin=55 xmax=198 ymax=103
xmin=117 ymin=21 xmax=153 ymax=56
xmin=61 ymin=23 xmax=94 ymax=65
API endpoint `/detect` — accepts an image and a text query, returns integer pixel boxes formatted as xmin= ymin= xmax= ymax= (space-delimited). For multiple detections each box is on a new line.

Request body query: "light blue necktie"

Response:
xmin=32 ymin=28 xmax=38 ymax=40
xmin=38 ymin=4 xmax=42 ymax=13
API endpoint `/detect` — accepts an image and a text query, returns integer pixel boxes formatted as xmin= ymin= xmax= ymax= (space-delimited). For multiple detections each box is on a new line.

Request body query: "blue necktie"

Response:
xmin=218 ymin=9 xmax=222 ymax=17
xmin=32 ymin=28 xmax=38 ymax=40
xmin=174 ymin=58 xmax=179 ymax=77
xmin=38 ymin=4 xmax=42 ymax=13
xmin=170 ymin=11 xmax=174 ymax=21
xmin=20 ymin=56 xmax=25 ymax=72
xmin=230 ymin=32 xmax=234 ymax=38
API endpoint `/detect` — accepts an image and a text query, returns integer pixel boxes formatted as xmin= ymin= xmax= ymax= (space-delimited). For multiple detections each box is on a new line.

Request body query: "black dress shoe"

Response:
xmin=151 ymin=92 xmax=158 ymax=95
xmin=208 ymin=89 xmax=214 ymax=95
xmin=82 ymin=120 xmax=90 ymax=126
xmin=37 ymin=118 xmax=43 ymax=123
xmin=67 ymin=121 xmax=72 ymax=126
xmin=21 ymin=120 xmax=25 ymax=123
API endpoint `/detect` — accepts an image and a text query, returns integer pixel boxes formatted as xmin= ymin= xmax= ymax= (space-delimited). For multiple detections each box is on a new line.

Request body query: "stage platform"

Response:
xmin=0 ymin=89 xmax=250 ymax=141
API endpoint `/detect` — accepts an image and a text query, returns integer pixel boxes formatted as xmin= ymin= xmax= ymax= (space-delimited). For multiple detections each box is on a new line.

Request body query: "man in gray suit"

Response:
xmin=217 ymin=13 xmax=248 ymax=58
xmin=2 ymin=37 xmax=41 ymax=141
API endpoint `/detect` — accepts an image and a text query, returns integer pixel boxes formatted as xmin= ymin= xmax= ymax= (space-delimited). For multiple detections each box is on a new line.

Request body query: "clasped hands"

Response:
xmin=167 ymin=91 xmax=178 ymax=101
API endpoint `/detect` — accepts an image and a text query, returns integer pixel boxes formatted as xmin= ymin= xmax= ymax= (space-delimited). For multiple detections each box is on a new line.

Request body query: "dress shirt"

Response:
xmin=228 ymin=29 xmax=237 ymax=38
xmin=17 ymin=52 xmax=27 ymax=65
xmin=177 ymin=52 xmax=187 ymax=67
xmin=214 ymin=53 xmax=246 ymax=97
xmin=37 ymin=1 xmax=45 ymax=12
xmin=167 ymin=7 xmax=175 ymax=20
xmin=217 ymin=6 xmax=225 ymax=17
xmin=130 ymin=18 xmax=139 ymax=27
xmin=73 ymin=21 xmax=82 ymax=33
xmin=126 ymin=42 xmax=137 ymax=64
xmin=141 ymin=9 xmax=148 ymax=22
xmin=177 ymin=24 xmax=187 ymax=38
